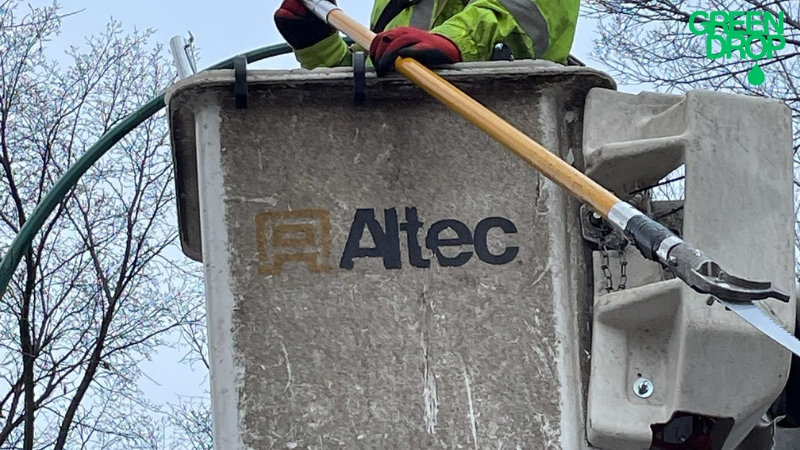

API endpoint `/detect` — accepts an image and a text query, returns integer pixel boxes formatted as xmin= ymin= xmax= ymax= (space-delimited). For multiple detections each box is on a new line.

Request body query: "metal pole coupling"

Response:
xmin=303 ymin=0 xmax=338 ymax=21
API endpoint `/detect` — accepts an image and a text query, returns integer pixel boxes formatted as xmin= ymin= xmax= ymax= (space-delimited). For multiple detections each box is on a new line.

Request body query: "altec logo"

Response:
xmin=255 ymin=207 xmax=519 ymax=275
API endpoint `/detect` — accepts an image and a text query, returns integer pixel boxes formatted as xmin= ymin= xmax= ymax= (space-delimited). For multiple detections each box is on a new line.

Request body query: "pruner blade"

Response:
xmin=665 ymin=242 xmax=790 ymax=303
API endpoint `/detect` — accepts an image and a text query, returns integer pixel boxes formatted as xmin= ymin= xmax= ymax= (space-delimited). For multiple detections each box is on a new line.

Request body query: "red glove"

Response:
xmin=369 ymin=27 xmax=462 ymax=77
xmin=274 ymin=0 xmax=337 ymax=50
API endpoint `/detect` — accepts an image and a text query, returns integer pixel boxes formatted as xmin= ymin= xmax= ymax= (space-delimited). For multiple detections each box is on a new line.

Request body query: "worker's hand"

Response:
xmin=369 ymin=27 xmax=462 ymax=77
xmin=274 ymin=0 xmax=338 ymax=50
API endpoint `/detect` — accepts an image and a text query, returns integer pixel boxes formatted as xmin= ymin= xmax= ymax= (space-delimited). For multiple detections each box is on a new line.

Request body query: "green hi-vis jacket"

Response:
xmin=294 ymin=0 xmax=580 ymax=70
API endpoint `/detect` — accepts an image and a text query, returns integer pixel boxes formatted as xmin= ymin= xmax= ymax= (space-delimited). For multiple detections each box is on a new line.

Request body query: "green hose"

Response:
xmin=0 ymin=41 xmax=304 ymax=297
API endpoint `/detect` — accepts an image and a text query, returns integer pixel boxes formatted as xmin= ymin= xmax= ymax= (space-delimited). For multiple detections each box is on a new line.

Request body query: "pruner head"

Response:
xmin=666 ymin=243 xmax=790 ymax=303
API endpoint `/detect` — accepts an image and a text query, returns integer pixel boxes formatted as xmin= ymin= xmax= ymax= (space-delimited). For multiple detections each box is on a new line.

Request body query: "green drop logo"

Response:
xmin=747 ymin=64 xmax=765 ymax=86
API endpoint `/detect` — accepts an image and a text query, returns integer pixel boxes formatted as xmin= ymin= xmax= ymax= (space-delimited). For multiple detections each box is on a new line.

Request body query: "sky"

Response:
xmin=23 ymin=0 xmax=648 ymax=432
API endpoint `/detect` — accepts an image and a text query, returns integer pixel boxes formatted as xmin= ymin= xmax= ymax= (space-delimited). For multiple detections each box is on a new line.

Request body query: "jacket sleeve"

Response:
xmin=430 ymin=0 xmax=578 ymax=64
xmin=293 ymin=34 xmax=352 ymax=69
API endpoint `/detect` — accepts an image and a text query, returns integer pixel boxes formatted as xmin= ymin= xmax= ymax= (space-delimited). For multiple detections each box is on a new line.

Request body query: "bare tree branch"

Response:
xmin=0 ymin=1 xmax=208 ymax=448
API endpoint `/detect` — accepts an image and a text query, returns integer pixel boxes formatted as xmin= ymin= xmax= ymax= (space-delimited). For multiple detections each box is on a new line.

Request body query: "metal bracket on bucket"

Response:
xmin=234 ymin=55 xmax=248 ymax=110
xmin=352 ymin=51 xmax=367 ymax=105
xmin=580 ymin=204 xmax=627 ymax=251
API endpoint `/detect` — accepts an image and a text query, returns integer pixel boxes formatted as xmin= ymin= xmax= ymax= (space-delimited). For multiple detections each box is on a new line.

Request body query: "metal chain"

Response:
xmin=600 ymin=235 xmax=614 ymax=293
xmin=599 ymin=234 xmax=628 ymax=293
xmin=618 ymin=247 xmax=627 ymax=291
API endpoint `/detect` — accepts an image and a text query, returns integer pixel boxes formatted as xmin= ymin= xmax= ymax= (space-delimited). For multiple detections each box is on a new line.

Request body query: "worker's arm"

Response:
xmin=369 ymin=0 xmax=579 ymax=76
xmin=293 ymin=35 xmax=352 ymax=69
xmin=274 ymin=0 xmax=352 ymax=69
xmin=432 ymin=0 xmax=579 ymax=64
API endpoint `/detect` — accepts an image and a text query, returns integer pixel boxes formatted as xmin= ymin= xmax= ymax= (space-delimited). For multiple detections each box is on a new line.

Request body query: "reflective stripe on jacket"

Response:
xmin=293 ymin=0 xmax=579 ymax=70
